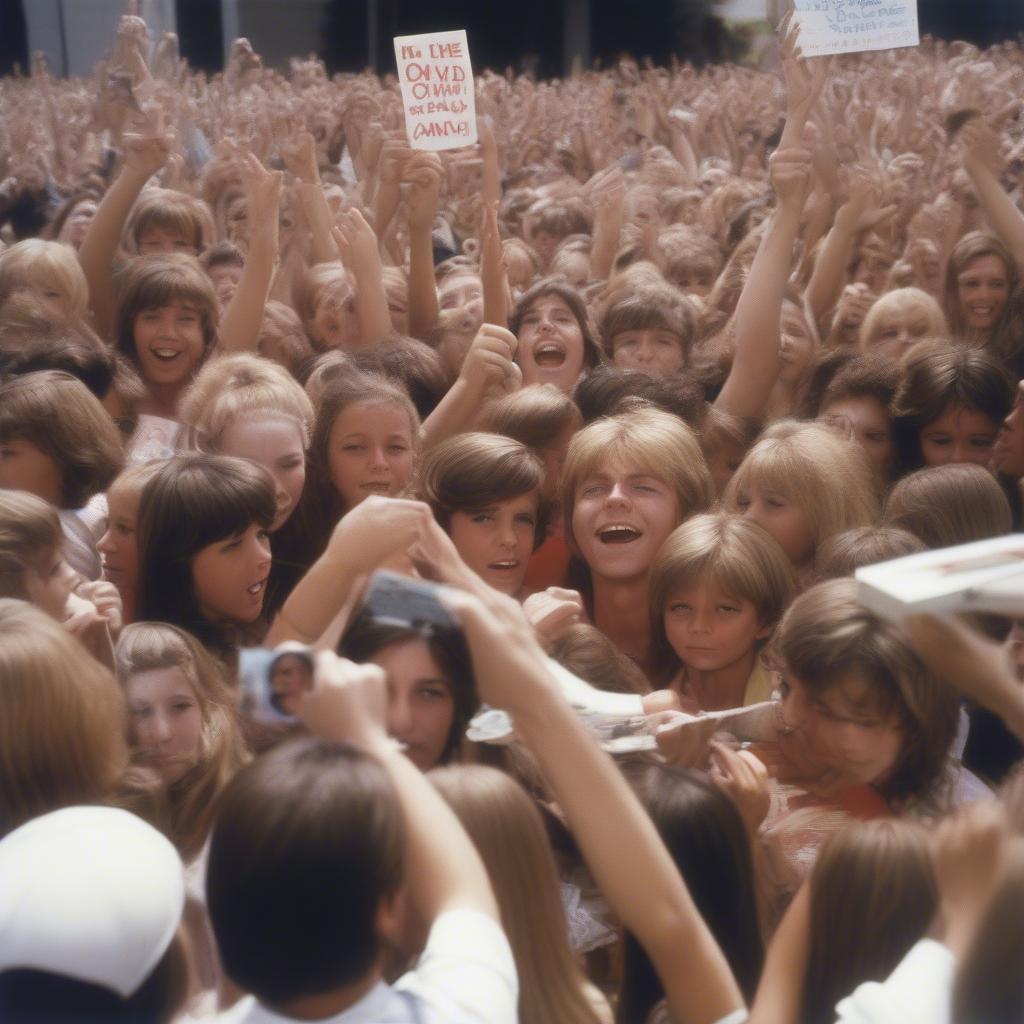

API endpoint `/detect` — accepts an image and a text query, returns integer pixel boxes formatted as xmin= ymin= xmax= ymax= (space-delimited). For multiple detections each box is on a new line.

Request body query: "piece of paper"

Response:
xmin=792 ymin=1 xmax=919 ymax=58
xmin=393 ymin=30 xmax=477 ymax=151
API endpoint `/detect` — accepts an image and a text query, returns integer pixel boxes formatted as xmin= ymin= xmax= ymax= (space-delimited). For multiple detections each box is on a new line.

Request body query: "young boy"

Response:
xmin=206 ymin=656 xmax=517 ymax=1024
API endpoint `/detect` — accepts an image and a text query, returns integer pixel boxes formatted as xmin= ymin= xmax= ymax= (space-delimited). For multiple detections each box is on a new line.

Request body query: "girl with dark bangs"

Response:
xmin=134 ymin=454 xmax=275 ymax=667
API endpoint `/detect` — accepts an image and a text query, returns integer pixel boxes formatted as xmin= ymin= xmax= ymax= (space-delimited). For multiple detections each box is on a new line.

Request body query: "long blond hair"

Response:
xmin=116 ymin=621 xmax=249 ymax=860
xmin=429 ymin=765 xmax=603 ymax=1024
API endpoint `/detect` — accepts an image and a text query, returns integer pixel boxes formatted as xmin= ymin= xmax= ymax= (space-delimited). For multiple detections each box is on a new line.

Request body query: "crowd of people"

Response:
xmin=2 ymin=8 xmax=1024 ymax=1022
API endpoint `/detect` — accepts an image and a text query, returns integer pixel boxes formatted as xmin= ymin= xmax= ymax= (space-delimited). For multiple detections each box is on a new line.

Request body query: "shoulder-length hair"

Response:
xmin=774 ymin=577 xmax=959 ymax=804
xmin=0 ymin=490 xmax=63 ymax=598
xmin=430 ymin=765 xmax=604 ymax=1024
xmin=114 ymin=254 xmax=219 ymax=369
xmin=509 ymin=277 xmax=603 ymax=372
xmin=340 ymin=615 xmax=476 ymax=766
xmin=944 ymin=231 xmax=1020 ymax=354
xmin=802 ymin=820 xmax=936 ymax=1024
xmin=415 ymin=432 xmax=552 ymax=549
xmin=135 ymin=455 xmax=276 ymax=656
xmin=883 ymin=463 xmax=1013 ymax=549
xmin=0 ymin=370 xmax=124 ymax=508
xmin=115 ymin=621 xmax=249 ymax=861
xmin=561 ymin=407 xmax=714 ymax=557
xmin=648 ymin=512 xmax=796 ymax=684
xmin=891 ymin=342 xmax=1014 ymax=470
xmin=723 ymin=421 xmax=880 ymax=558
xmin=618 ymin=766 xmax=764 ymax=1021
xmin=0 ymin=599 xmax=128 ymax=838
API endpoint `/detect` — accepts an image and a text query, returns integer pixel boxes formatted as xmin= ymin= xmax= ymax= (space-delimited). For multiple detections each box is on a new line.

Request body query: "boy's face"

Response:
xmin=24 ymin=547 xmax=77 ymax=621
xmin=611 ymin=328 xmax=685 ymax=376
xmin=208 ymin=262 xmax=243 ymax=308
xmin=663 ymin=579 xmax=768 ymax=676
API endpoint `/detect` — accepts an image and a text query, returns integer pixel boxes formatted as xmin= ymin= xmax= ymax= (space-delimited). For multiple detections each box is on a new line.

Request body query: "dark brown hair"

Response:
xmin=509 ymin=277 xmax=603 ymax=372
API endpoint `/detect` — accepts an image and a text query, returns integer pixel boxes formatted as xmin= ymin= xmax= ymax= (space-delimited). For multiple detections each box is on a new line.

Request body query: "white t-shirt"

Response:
xmin=833 ymin=939 xmax=955 ymax=1024
xmin=213 ymin=908 xmax=517 ymax=1024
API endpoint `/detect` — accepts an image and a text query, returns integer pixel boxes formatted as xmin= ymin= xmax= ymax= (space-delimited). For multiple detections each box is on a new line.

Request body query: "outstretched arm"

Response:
xmin=217 ymin=153 xmax=281 ymax=353
xmin=78 ymin=110 xmax=173 ymax=338
xmin=282 ymin=129 xmax=337 ymax=266
xmin=332 ymin=207 xmax=392 ymax=348
xmin=445 ymin=587 xmax=744 ymax=1024
xmin=404 ymin=151 xmax=443 ymax=338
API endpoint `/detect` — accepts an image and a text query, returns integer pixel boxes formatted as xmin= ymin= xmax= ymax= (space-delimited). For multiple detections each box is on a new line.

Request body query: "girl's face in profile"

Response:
xmin=779 ymin=671 xmax=906 ymax=790
xmin=127 ymin=665 xmax=203 ymax=784
xmin=516 ymin=294 xmax=587 ymax=394
xmin=133 ymin=300 xmax=206 ymax=391
xmin=448 ymin=490 xmax=539 ymax=596
xmin=572 ymin=456 xmax=680 ymax=583
xmin=98 ymin=485 xmax=143 ymax=600
xmin=328 ymin=401 xmax=414 ymax=512
xmin=24 ymin=546 xmax=77 ymax=621
xmin=218 ymin=415 xmax=307 ymax=532
xmin=732 ymin=480 xmax=816 ymax=569
xmin=372 ymin=637 xmax=455 ymax=772
xmin=190 ymin=522 xmax=272 ymax=624
xmin=919 ymin=402 xmax=1000 ymax=469
xmin=957 ymin=254 xmax=1010 ymax=332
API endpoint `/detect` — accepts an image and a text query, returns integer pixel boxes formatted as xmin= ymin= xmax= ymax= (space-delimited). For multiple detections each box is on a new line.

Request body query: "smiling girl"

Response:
xmin=648 ymin=512 xmax=795 ymax=707
xmin=116 ymin=621 xmax=248 ymax=862
xmin=135 ymin=454 xmax=276 ymax=665
xmin=944 ymin=232 xmax=1019 ymax=354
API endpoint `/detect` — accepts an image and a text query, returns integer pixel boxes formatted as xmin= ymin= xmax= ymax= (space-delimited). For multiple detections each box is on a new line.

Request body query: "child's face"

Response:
xmin=0 ymin=438 xmax=63 ymax=506
xmin=218 ymin=416 xmax=307 ymax=532
xmin=8 ymin=280 xmax=68 ymax=321
xmin=137 ymin=224 xmax=197 ymax=257
xmin=373 ymin=637 xmax=455 ymax=772
xmin=668 ymin=263 xmax=715 ymax=298
xmin=24 ymin=547 xmax=77 ymax=621
xmin=448 ymin=491 xmax=539 ymax=596
xmin=190 ymin=523 xmax=272 ymax=624
xmin=327 ymin=401 xmax=414 ymax=512
xmin=438 ymin=272 xmax=483 ymax=321
xmin=819 ymin=396 xmax=896 ymax=483
xmin=517 ymin=294 xmax=587 ymax=394
xmin=865 ymin=305 xmax=934 ymax=358
xmin=611 ymin=328 xmax=685 ymax=376
xmin=779 ymin=672 xmax=906 ymax=790
xmin=664 ymin=578 xmax=768 ymax=674
xmin=732 ymin=481 xmax=816 ymax=569
xmin=919 ymin=402 xmax=999 ymax=469
xmin=127 ymin=666 xmax=203 ymax=784
xmin=957 ymin=254 xmax=1010 ymax=331
xmin=133 ymin=301 xmax=206 ymax=390
xmin=207 ymin=262 xmax=243 ymax=308
xmin=270 ymin=654 xmax=314 ymax=717
xmin=309 ymin=280 xmax=360 ymax=350
xmin=779 ymin=307 xmax=816 ymax=384
xmin=572 ymin=457 xmax=680 ymax=583
xmin=98 ymin=485 xmax=142 ymax=601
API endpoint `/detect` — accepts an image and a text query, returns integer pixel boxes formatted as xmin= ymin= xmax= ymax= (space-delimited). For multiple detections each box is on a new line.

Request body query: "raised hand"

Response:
xmin=403 ymin=151 xmax=444 ymax=231
xmin=301 ymin=652 xmax=390 ymax=753
xmin=523 ymin=587 xmax=584 ymax=650
xmin=332 ymin=206 xmax=383 ymax=278
xmin=459 ymin=323 xmax=521 ymax=398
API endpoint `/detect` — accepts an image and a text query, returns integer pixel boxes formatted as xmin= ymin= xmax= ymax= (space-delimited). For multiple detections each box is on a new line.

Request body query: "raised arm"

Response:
xmin=958 ymin=118 xmax=1024 ymax=274
xmin=332 ymin=207 xmax=392 ymax=348
xmin=713 ymin=19 xmax=821 ymax=420
xmin=217 ymin=153 xmax=281 ymax=353
xmin=281 ymin=129 xmax=337 ymax=266
xmin=77 ymin=112 xmax=173 ymax=338
xmin=445 ymin=587 xmax=744 ymax=1024
xmin=588 ymin=164 xmax=627 ymax=283
xmin=404 ymin=151 xmax=444 ymax=338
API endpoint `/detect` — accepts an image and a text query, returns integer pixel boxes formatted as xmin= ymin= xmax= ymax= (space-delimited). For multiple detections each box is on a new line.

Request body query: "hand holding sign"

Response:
xmin=394 ymin=30 xmax=477 ymax=152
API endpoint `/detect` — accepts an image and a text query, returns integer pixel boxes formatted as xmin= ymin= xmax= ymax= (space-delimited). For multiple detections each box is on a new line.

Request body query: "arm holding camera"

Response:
xmin=443 ymin=586 xmax=744 ymax=1024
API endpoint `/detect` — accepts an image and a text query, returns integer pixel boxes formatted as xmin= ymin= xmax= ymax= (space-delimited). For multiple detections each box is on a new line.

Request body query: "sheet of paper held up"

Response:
xmin=393 ymin=29 xmax=477 ymax=151
xmin=791 ymin=0 xmax=919 ymax=58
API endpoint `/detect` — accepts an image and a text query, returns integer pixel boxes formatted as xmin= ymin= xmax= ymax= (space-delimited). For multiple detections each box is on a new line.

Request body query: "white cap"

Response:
xmin=0 ymin=805 xmax=185 ymax=997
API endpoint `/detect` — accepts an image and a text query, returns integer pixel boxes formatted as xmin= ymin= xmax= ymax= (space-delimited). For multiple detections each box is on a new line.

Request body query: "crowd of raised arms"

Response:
xmin=3 ymin=9 xmax=1024 ymax=1023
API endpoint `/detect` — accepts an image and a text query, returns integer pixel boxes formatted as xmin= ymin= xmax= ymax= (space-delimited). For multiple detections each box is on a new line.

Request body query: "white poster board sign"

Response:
xmin=393 ymin=29 xmax=477 ymax=151
xmin=792 ymin=1 xmax=919 ymax=58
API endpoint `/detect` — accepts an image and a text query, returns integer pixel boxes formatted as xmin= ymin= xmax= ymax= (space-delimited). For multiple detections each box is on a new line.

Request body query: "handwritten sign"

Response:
xmin=394 ymin=30 xmax=477 ymax=151
xmin=792 ymin=1 xmax=919 ymax=57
